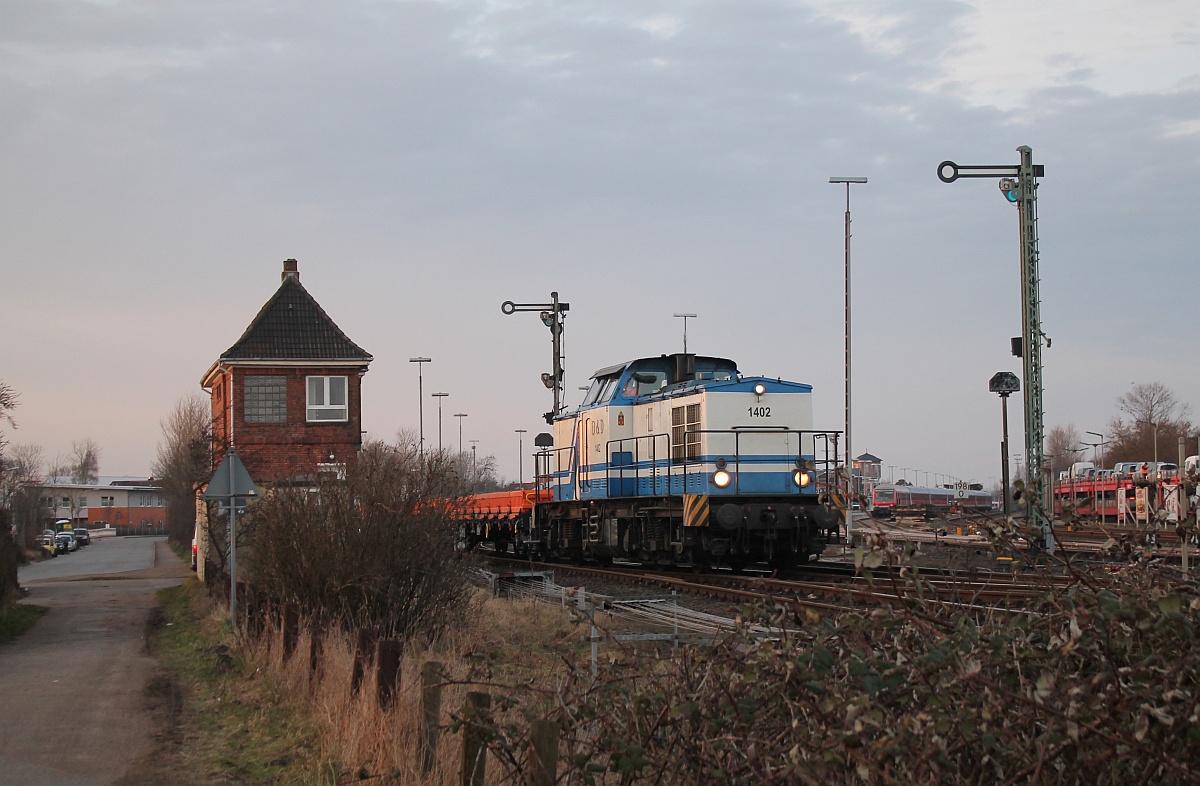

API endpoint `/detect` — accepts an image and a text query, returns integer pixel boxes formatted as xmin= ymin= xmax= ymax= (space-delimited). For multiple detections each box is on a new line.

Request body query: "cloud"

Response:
xmin=802 ymin=0 xmax=1199 ymax=109
xmin=1 ymin=0 xmax=1197 ymax=483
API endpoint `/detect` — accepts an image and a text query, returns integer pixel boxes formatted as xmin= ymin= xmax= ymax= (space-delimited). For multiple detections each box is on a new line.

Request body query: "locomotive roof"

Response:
xmin=588 ymin=354 xmax=738 ymax=379
xmin=573 ymin=353 xmax=814 ymax=414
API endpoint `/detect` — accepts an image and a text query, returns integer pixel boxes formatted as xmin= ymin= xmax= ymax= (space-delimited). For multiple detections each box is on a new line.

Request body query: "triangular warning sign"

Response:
xmin=203 ymin=450 xmax=259 ymax=499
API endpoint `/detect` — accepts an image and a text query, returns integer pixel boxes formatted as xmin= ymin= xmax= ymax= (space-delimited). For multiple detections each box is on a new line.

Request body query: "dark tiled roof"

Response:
xmin=221 ymin=278 xmax=372 ymax=362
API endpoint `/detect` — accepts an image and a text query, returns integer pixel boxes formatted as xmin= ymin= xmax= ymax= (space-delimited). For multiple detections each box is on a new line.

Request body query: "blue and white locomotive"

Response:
xmin=530 ymin=353 xmax=843 ymax=568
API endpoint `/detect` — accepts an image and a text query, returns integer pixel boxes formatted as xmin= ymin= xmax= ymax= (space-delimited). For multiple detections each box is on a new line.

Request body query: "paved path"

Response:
xmin=18 ymin=536 xmax=160 ymax=583
xmin=0 ymin=538 xmax=190 ymax=786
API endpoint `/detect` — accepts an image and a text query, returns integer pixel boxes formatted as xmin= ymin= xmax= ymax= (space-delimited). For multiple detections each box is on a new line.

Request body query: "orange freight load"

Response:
xmin=456 ymin=488 xmax=551 ymax=555
xmin=460 ymin=488 xmax=551 ymax=518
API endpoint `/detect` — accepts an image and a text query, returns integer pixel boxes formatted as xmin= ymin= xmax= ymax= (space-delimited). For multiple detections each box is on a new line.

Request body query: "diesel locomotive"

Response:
xmin=459 ymin=352 xmax=844 ymax=569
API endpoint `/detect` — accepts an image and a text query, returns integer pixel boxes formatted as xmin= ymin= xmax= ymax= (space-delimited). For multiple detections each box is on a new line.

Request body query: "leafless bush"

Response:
xmin=445 ymin=511 xmax=1200 ymax=784
xmin=229 ymin=488 xmax=1200 ymax=784
xmin=152 ymin=394 xmax=212 ymax=549
xmin=243 ymin=438 xmax=475 ymax=643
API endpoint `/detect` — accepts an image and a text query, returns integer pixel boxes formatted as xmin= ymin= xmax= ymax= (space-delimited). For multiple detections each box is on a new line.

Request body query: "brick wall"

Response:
xmin=212 ymin=366 xmax=364 ymax=482
xmin=88 ymin=506 xmax=167 ymax=528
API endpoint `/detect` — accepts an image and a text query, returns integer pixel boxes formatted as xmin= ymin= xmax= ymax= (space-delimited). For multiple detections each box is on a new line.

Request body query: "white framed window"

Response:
xmin=101 ymin=496 xmax=114 ymax=507
xmin=307 ymin=376 xmax=348 ymax=422
xmin=316 ymin=462 xmax=347 ymax=481
xmin=79 ymin=496 xmax=88 ymax=508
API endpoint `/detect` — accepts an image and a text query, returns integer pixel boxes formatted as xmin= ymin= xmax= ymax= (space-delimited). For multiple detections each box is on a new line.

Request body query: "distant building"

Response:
xmin=853 ymin=452 xmax=882 ymax=481
xmin=38 ymin=477 xmax=166 ymax=530
xmin=200 ymin=259 xmax=373 ymax=483
xmin=851 ymin=451 xmax=883 ymax=501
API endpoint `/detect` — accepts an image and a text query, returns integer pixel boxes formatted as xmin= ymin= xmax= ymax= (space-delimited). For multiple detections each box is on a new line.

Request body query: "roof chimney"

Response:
xmin=282 ymin=259 xmax=299 ymax=283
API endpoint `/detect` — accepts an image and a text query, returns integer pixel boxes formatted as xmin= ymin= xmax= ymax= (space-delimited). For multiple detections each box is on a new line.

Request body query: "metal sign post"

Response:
xmin=940 ymin=149 xmax=1050 ymax=551
xmin=990 ymin=372 xmax=1020 ymax=517
xmin=204 ymin=449 xmax=259 ymax=624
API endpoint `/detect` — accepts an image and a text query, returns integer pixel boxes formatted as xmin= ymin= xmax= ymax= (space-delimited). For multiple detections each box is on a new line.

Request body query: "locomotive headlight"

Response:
xmin=753 ymin=383 xmax=766 ymax=397
xmin=713 ymin=470 xmax=732 ymax=488
xmin=794 ymin=470 xmax=812 ymax=487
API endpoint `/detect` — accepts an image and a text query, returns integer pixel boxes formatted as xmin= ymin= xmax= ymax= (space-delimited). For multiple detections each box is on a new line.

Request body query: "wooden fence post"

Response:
xmin=375 ymin=639 xmax=402 ymax=709
xmin=245 ymin=587 xmax=261 ymax=637
xmin=282 ymin=602 xmax=300 ymax=661
xmin=527 ymin=720 xmax=560 ymax=786
xmin=309 ymin=620 xmax=323 ymax=680
xmin=262 ymin=598 xmax=275 ymax=647
xmin=418 ymin=661 xmax=444 ymax=774
xmin=350 ymin=629 xmax=377 ymax=696
xmin=459 ymin=692 xmax=491 ymax=786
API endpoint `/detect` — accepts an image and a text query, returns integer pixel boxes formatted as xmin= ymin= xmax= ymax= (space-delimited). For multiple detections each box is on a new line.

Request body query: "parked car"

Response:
xmin=40 ymin=535 xmax=58 ymax=558
xmin=73 ymin=528 xmax=91 ymax=546
xmin=55 ymin=531 xmax=77 ymax=553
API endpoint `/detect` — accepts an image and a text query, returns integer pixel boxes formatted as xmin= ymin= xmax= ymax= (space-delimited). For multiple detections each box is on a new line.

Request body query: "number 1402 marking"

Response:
xmin=747 ymin=406 xmax=771 ymax=417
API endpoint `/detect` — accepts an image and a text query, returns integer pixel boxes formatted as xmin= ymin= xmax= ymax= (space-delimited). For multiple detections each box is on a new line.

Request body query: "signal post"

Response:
xmin=940 ymin=148 xmax=1050 ymax=551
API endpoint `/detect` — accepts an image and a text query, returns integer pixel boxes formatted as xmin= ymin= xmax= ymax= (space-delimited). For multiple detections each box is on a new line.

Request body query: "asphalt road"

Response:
xmin=18 ymin=536 xmax=160 ymax=582
xmin=0 ymin=537 xmax=190 ymax=786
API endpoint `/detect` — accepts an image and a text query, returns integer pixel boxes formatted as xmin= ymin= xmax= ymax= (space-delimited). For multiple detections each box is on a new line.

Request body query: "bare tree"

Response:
xmin=1116 ymin=382 xmax=1190 ymax=426
xmin=152 ymin=394 xmax=212 ymax=547
xmin=1045 ymin=424 xmax=1084 ymax=477
xmin=3 ymin=444 xmax=46 ymax=548
xmin=0 ymin=381 xmax=16 ymax=457
xmin=0 ymin=383 xmax=19 ymax=606
xmin=70 ymin=439 xmax=100 ymax=484
xmin=1107 ymin=382 xmax=1195 ymax=465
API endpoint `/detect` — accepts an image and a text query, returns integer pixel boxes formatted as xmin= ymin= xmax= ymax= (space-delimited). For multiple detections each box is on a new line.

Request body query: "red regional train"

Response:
xmin=870 ymin=483 xmax=992 ymax=519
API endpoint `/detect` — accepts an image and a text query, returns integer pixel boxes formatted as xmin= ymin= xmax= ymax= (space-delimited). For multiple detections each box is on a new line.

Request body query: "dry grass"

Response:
xmin=236 ymin=591 xmax=587 ymax=785
xmin=127 ymin=581 xmax=326 ymax=786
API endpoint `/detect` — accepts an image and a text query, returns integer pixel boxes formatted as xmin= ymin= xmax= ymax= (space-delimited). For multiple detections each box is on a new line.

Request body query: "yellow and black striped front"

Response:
xmin=683 ymin=494 xmax=710 ymax=528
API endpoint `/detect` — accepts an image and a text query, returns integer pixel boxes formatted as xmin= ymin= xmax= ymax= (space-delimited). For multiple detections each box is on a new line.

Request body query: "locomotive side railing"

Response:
xmin=536 ymin=423 xmax=842 ymax=501
xmin=603 ymin=428 xmax=842 ymax=498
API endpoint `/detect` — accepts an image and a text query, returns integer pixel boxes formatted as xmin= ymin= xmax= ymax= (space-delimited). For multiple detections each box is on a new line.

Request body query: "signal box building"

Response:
xmin=200 ymin=259 xmax=373 ymax=483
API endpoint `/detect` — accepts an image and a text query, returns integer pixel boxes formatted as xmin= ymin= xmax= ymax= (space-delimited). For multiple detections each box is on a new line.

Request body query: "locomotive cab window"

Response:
xmin=582 ymin=375 xmax=620 ymax=406
xmin=623 ymin=371 xmax=666 ymax=397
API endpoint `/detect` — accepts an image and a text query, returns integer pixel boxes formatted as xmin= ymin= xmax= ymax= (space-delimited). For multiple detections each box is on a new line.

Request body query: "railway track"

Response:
xmin=859 ymin=515 xmax=1198 ymax=559
xmin=481 ymin=554 xmax=1067 ymax=616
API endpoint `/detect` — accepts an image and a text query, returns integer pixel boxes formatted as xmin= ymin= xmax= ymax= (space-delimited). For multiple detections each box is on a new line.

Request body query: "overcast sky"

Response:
xmin=3 ymin=0 xmax=1198 ymax=487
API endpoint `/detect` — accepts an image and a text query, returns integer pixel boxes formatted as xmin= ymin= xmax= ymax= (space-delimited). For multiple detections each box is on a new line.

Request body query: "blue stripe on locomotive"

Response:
xmin=552 ymin=354 xmax=821 ymax=503
xmin=551 ymin=466 xmax=819 ymax=500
